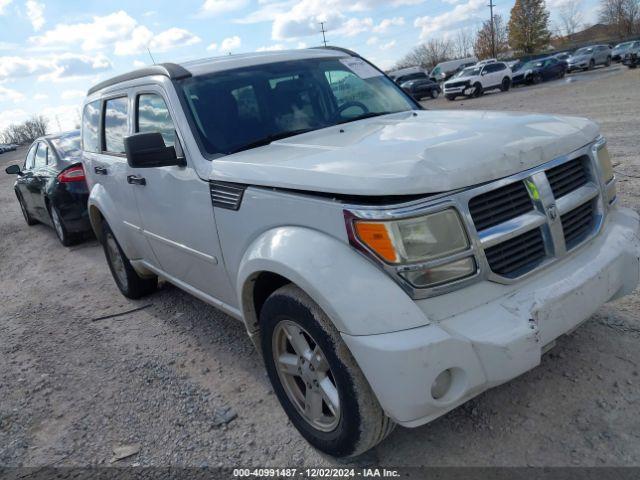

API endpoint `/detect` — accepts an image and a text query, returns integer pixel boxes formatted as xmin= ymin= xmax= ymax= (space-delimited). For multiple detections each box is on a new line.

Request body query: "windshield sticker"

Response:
xmin=339 ymin=58 xmax=383 ymax=79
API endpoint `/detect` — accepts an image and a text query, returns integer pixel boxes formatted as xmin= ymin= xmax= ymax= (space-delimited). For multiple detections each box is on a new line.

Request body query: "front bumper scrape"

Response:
xmin=342 ymin=206 xmax=640 ymax=427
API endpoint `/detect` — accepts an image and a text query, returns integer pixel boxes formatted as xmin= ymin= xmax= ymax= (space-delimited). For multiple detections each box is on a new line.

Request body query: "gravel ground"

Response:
xmin=0 ymin=65 xmax=639 ymax=468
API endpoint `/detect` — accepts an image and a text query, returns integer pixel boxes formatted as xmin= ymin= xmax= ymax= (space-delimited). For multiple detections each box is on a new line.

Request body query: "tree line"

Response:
xmin=395 ymin=0 xmax=640 ymax=70
xmin=1 ymin=116 xmax=49 ymax=145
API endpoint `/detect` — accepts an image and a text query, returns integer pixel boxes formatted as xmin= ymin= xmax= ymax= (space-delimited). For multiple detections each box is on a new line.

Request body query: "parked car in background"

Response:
xmin=81 ymin=47 xmax=639 ymax=458
xmin=622 ymin=41 xmax=640 ymax=68
xmin=430 ymin=56 xmax=477 ymax=82
xmin=476 ymin=58 xmax=497 ymax=66
xmin=400 ymin=78 xmax=441 ymax=100
xmin=512 ymin=57 xmax=567 ymax=85
xmin=612 ymin=41 xmax=635 ymax=62
xmin=443 ymin=61 xmax=512 ymax=100
xmin=567 ymin=45 xmax=612 ymax=72
xmin=4 ymin=130 xmax=92 ymax=246
xmin=388 ymin=66 xmax=430 ymax=85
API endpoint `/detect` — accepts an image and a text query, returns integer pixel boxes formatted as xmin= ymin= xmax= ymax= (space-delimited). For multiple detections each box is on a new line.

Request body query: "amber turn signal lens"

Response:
xmin=354 ymin=222 xmax=397 ymax=263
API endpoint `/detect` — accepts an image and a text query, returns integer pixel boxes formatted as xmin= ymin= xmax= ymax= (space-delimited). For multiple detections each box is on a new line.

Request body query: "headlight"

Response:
xmin=351 ymin=208 xmax=476 ymax=288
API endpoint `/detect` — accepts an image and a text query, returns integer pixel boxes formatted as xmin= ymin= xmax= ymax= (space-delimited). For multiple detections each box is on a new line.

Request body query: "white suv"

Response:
xmin=82 ymin=48 xmax=640 ymax=457
xmin=443 ymin=61 xmax=512 ymax=100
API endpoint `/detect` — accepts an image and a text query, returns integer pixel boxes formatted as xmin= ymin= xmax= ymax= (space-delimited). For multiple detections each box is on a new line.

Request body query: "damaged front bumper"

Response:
xmin=342 ymin=206 xmax=640 ymax=427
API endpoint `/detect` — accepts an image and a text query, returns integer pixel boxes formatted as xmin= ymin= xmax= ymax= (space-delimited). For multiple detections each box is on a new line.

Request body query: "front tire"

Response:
xmin=469 ymin=82 xmax=483 ymax=98
xmin=16 ymin=191 xmax=37 ymax=226
xmin=101 ymin=220 xmax=157 ymax=299
xmin=260 ymin=285 xmax=395 ymax=457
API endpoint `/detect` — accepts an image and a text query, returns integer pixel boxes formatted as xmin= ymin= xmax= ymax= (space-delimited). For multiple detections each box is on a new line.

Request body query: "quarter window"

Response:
xmin=137 ymin=94 xmax=176 ymax=147
xmin=34 ymin=143 xmax=47 ymax=168
xmin=82 ymin=100 xmax=101 ymax=153
xmin=103 ymin=97 xmax=129 ymax=154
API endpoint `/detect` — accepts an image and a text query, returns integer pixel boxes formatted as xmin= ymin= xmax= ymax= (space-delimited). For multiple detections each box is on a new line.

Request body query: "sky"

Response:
xmin=0 ymin=0 xmax=600 ymax=134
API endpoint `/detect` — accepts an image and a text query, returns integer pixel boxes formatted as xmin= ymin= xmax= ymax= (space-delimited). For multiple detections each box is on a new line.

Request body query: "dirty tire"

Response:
xmin=471 ymin=82 xmax=483 ymax=98
xmin=260 ymin=284 xmax=395 ymax=457
xmin=101 ymin=220 xmax=157 ymax=299
xmin=49 ymin=204 xmax=75 ymax=247
xmin=16 ymin=191 xmax=37 ymax=226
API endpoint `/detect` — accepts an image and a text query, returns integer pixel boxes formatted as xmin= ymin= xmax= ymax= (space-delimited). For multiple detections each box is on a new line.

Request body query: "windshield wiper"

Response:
xmin=336 ymin=111 xmax=396 ymax=125
xmin=228 ymin=128 xmax=317 ymax=154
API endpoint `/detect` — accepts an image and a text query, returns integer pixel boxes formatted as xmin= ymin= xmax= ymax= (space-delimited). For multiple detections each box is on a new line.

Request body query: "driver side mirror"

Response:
xmin=5 ymin=164 xmax=22 ymax=175
xmin=124 ymin=132 xmax=186 ymax=169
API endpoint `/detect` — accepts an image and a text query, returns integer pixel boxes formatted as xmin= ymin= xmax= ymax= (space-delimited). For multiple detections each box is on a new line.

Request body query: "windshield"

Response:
xmin=50 ymin=131 xmax=81 ymax=159
xmin=615 ymin=42 xmax=631 ymax=50
xmin=178 ymin=57 xmax=415 ymax=155
xmin=574 ymin=47 xmax=594 ymax=55
xmin=457 ymin=66 xmax=481 ymax=77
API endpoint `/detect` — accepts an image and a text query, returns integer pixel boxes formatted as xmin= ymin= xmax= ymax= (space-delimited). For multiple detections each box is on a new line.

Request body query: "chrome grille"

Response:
xmin=210 ymin=181 xmax=246 ymax=210
xmin=468 ymin=181 xmax=533 ymax=231
xmin=484 ymin=228 xmax=546 ymax=277
xmin=546 ymin=157 xmax=588 ymax=198
xmin=561 ymin=201 xmax=595 ymax=249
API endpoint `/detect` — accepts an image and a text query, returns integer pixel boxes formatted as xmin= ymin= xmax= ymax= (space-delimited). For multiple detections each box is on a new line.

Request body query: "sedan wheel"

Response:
xmin=430 ymin=89 xmax=440 ymax=99
xmin=273 ymin=320 xmax=341 ymax=432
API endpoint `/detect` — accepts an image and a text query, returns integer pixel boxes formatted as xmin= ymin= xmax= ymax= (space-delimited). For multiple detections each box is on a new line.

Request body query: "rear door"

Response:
xmin=126 ymin=86 xmax=236 ymax=305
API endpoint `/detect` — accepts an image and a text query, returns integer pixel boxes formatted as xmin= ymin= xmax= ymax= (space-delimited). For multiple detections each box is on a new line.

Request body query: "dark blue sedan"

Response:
xmin=512 ymin=57 xmax=567 ymax=86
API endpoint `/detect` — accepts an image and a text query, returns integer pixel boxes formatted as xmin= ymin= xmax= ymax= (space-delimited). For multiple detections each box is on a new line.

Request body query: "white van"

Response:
xmin=430 ymin=56 xmax=478 ymax=82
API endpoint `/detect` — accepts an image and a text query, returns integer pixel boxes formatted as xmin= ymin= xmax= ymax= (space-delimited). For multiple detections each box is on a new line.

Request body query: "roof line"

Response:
xmin=87 ymin=63 xmax=192 ymax=96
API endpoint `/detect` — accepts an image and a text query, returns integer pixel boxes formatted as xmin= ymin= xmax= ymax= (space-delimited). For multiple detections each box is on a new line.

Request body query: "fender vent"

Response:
xmin=210 ymin=181 xmax=246 ymax=210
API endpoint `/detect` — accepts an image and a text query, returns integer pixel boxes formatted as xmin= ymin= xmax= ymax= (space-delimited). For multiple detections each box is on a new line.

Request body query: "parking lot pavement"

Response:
xmin=1 ymin=66 xmax=639 ymax=468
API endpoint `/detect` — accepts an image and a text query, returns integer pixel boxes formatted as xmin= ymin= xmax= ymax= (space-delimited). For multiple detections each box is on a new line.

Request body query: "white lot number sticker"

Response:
xmin=339 ymin=58 xmax=383 ymax=79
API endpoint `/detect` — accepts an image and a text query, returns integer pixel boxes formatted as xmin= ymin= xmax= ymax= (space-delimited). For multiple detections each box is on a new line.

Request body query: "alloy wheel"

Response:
xmin=272 ymin=320 xmax=341 ymax=432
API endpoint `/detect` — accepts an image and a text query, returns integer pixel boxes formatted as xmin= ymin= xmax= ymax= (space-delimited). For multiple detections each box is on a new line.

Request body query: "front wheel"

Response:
xmin=16 ymin=191 xmax=37 ymax=226
xmin=101 ymin=220 xmax=157 ymax=299
xmin=469 ymin=83 xmax=483 ymax=98
xmin=430 ymin=89 xmax=440 ymax=99
xmin=261 ymin=285 xmax=395 ymax=457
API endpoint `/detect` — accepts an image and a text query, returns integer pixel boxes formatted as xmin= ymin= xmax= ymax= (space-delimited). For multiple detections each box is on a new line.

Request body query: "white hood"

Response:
xmin=210 ymin=110 xmax=599 ymax=196
xmin=444 ymin=75 xmax=474 ymax=85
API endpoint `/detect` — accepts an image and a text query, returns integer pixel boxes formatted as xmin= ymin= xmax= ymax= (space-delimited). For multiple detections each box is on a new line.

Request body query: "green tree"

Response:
xmin=508 ymin=0 xmax=552 ymax=54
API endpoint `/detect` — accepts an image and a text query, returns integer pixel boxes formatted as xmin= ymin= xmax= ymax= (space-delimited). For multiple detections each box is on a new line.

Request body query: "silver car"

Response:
xmin=567 ymin=45 xmax=612 ymax=72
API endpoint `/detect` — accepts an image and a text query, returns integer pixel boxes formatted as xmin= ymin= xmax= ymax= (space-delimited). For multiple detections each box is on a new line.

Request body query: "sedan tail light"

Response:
xmin=58 ymin=164 xmax=86 ymax=183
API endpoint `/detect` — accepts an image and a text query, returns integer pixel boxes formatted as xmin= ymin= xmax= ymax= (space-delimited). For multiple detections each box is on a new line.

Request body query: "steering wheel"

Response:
xmin=335 ymin=101 xmax=369 ymax=118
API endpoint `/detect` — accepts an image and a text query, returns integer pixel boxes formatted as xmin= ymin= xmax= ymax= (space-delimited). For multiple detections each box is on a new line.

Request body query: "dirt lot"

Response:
xmin=1 ymin=65 xmax=639 ymax=468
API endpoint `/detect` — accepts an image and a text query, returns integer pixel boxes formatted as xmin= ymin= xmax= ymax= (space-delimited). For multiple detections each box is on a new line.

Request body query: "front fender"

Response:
xmin=237 ymin=227 xmax=430 ymax=336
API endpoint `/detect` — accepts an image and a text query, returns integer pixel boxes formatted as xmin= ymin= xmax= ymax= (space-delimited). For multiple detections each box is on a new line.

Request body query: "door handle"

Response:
xmin=94 ymin=166 xmax=108 ymax=175
xmin=127 ymin=175 xmax=146 ymax=186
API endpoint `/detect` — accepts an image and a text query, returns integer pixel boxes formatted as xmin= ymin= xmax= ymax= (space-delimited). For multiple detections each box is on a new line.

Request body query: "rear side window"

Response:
xmin=24 ymin=144 xmax=37 ymax=169
xmin=82 ymin=101 xmax=101 ymax=153
xmin=103 ymin=97 xmax=128 ymax=154
xmin=137 ymin=94 xmax=175 ymax=147
xmin=34 ymin=143 xmax=47 ymax=168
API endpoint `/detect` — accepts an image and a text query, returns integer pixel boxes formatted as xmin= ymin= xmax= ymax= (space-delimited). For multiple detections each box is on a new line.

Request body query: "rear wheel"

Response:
xmin=16 ymin=191 xmax=37 ymax=226
xmin=101 ymin=220 xmax=157 ymax=299
xmin=588 ymin=59 xmax=595 ymax=70
xmin=532 ymin=73 xmax=542 ymax=84
xmin=430 ymin=89 xmax=440 ymax=99
xmin=261 ymin=284 xmax=395 ymax=457
xmin=500 ymin=77 xmax=511 ymax=92
xmin=49 ymin=204 xmax=75 ymax=247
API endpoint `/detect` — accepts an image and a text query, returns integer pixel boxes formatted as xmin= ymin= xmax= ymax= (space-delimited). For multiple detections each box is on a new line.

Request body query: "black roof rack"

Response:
xmin=87 ymin=63 xmax=192 ymax=96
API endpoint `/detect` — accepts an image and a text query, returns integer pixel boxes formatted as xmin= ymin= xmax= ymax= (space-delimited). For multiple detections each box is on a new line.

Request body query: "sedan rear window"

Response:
xmin=51 ymin=132 xmax=81 ymax=160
